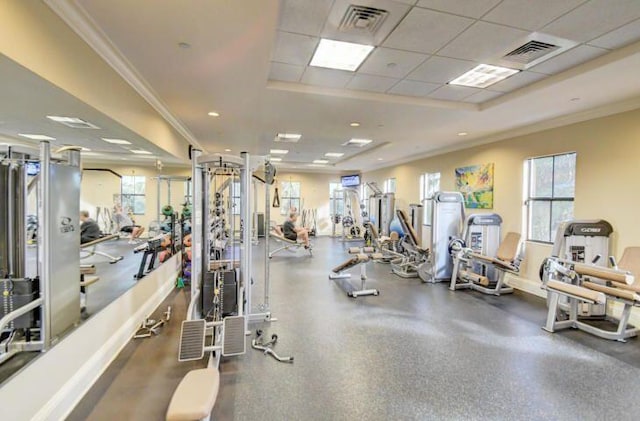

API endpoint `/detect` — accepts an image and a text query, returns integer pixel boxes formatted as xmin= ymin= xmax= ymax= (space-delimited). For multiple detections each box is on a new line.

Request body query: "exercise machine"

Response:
xmin=543 ymin=219 xmax=613 ymax=317
xmin=1 ymin=142 xmax=81 ymax=365
xmin=268 ymin=225 xmax=313 ymax=258
xmin=542 ymin=247 xmax=640 ymax=342
xmin=330 ymin=247 xmax=381 ymax=297
xmin=422 ymin=191 xmax=465 ymax=283
xmin=449 ymin=214 xmax=522 ymax=295
xmin=390 ymin=209 xmax=431 ymax=281
xmin=367 ymin=182 xmax=395 ymax=237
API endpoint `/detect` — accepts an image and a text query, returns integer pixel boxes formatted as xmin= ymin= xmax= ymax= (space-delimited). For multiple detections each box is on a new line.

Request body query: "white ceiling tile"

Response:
xmin=438 ymin=21 xmax=530 ymax=62
xmin=346 ymin=74 xmax=399 ymax=93
xmin=383 ymin=7 xmax=474 ymax=54
xmin=488 ymin=71 xmax=547 ymax=92
xmin=407 ymin=56 xmax=476 ymax=83
xmin=464 ymin=90 xmax=503 ymax=103
xmin=417 ymin=0 xmax=502 ymax=18
xmin=530 ymin=45 xmax=608 ymax=74
xmin=268 ymin=62 xmax=305 ymax=82
xmin=278 ymin=0 xmax=334 ymax=36
xmin=359 ymin=47 xmax=428 ymax=78
xmin=391 ymin=0 xmax=418 ymax=5
xmin=322 ymin=0 xmax=412 ymax=45
xmin=588 ymin=18 xmax=640 ymax=49
xmin=387 ymin=80 xmax=441 ymax=96
xmin=272 ymin=31 xmax=318 ymax=66
xmin=542 ymin=0 xmax=640 ymax=43
xmin=427 ymin=85 xmax=482 ymax=100
xmin=483 ymin=0 xmax=586 ymax=31
xmin=300 ymin=67 xmax=354 ymax=89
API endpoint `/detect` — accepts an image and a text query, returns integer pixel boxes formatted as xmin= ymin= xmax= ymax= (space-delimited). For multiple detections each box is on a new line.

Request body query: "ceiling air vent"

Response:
xmin=495 ymin=33 xmax=578 ymax=70
xmin=503 ymin=40 xmax=561 ymax=65
xmin=338 ymin=5 xmax=389 ymax=34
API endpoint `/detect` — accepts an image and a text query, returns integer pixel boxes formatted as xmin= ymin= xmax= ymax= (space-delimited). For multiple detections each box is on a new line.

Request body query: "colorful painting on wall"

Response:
xmin=455 ymin=163 xmax=494 ymax=209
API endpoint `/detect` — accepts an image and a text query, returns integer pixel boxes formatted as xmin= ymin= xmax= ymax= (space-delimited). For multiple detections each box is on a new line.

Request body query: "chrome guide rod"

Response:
xmin=190 ymin=148 xmax=203 ymax=320
xmin=38 ymin=141 xmax=51 ymax=348
xmin=264 ymin=165 xmax=270 ymax=310
xmin=241 ymin=152 xmax=251 ymax=332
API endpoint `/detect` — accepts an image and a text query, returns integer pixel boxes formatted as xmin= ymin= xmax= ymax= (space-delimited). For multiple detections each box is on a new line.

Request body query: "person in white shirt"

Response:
xmin=113 ymin=204 xmax=145 ymax=244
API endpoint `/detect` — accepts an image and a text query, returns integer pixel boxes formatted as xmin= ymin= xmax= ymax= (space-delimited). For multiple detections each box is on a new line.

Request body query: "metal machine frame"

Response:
xmin=1 ymin=142 xmax=82 ymax=365
xmin=329 ymin=247 xmax=380 ymax=298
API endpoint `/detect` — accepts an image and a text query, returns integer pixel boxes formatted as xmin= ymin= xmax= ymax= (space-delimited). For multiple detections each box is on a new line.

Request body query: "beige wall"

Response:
xmin=81 ymin=165 xmax=190 ymax=230
xmin=269 ymin=171 xmax=342 ymax=235
xmin=362 ymin=107 xmax=640 ymax=287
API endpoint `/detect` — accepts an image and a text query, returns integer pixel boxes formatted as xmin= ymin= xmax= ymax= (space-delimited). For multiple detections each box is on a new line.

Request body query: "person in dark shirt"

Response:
xmin=282 ymin=212 xmax=310 ymax=248
xmin=80 ymin=210 xmax=102 ymax=244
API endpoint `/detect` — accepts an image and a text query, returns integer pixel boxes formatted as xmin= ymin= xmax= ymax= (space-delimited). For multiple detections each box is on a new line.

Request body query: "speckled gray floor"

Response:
xmin=71 ymin=237 xmax=640 ymax=421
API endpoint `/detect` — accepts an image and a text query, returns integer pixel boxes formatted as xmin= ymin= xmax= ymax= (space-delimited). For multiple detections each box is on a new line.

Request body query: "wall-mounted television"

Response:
xmin=26 ymin=162 xmax=40 ymax=176
xmin=341 ymin=174 xmax=360 ymax=188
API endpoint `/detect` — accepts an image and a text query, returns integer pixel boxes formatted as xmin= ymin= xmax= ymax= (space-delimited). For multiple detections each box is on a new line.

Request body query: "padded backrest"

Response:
xmin=368 ymin=223 xmax=379 ymax=239
xmin=618 ymin=247 xmax=640 ymax=287
xmin=396 ymin=209 xmax=420 ymax=247
xmin=496 ymin=232 xmax=521 ymax=262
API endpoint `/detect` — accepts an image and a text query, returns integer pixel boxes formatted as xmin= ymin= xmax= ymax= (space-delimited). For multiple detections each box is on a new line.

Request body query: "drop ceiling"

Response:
xmin=41 ymin=0 xmax=640 ymax=171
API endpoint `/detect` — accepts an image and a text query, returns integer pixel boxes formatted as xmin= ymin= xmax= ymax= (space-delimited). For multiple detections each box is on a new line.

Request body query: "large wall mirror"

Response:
xmin=0 ymin=54 xmax=189 ymax=386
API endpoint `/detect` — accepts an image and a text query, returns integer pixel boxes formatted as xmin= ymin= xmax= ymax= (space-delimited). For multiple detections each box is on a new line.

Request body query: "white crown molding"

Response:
xmin=355 ymin=95 xmax=640 ymax=172
xmin=44 ymin=0 xmax=203 ymax=151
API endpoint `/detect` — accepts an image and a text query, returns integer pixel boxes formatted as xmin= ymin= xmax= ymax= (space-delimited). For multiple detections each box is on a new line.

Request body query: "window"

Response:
xmin=121 ymin=175 xmax=146 ymax=215
xmin=383 ymin=177 xmax=396 ymax=194
xmin=419 ymin=172 xmax=441 ymax=225
xmin=232 ymin=181 xmax=241 ymax=215
xmin=524 ymin=152 xmax=576 ymax=243
xmin=280 ymin=181 xmax=301 ymax=215
xmin=329 ymin=182 xmax=344 ymax=216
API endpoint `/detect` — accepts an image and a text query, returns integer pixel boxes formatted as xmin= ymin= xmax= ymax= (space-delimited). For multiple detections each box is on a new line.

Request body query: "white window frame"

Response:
xmin=329 ymin=182 xmax=344 ymax=216
xmin=280 ymin=181 xmax=301 ymax=216
xmin=383 ymin=177 xmax=396 ymax=194
xmin=523 ymin=152 xmax=577 ymax=244
xmin=121 ymin=175 xmax=146 ymax=215
xmin=419 ymin=172 xmax=441 ymax=225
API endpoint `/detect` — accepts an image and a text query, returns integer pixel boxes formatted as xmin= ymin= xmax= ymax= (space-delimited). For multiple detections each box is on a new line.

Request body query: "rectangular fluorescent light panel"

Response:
xmin=449 ymin=64 xmax=519 ymax=88
xmin=46 ymin=115 xmax=100 ymax=129
xmin=102 ymin=138 xmax=132 ymax=145
xmin=270 ymin=157 xmax=282 ymax=162
xmin=131 ymin=149 xmax=152 ymax=155
xmin=270 ymin=149 xmax=289 ymax=155
xmin=325 ymin=152 xmax=344 ymax=158
xmin=313 ymin=159 xmax=329 ymax=164
xmin=310 ymin=39 xmax=374 ymax=72
xmin=18 ymin=134 xmax=56 ymax=140
xmin=342 ymin=138 xmax=372 ymax=147
xmin=275 ymin=133 xmax=301 ymax=143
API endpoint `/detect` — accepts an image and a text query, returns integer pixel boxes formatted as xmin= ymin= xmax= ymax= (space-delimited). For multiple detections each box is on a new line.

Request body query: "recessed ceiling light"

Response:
xmin=449 ymin=64 xmax=519 ymax=89
xmin=313 ymin=159 xmax=329 ymax=164
xmin=18 ymin=134 xmax=56 ymax=140
xmin=325 ymin=152 xmax=344 ymax=158
xmin=275 ymin=133 xmax=302 ymax=143
xmin=208 ymin=111 xmax=220 ymax=117
xmin=310 ymin=38 xmax=374 ymax=72
xmin=270 ymin=157 xmax=282 ymax=162
xmin=224 ymin=148 xmax=232 ymax=152
xmin=102 ymin=138 xmax=132 ymax=145
xmin=46 ymin=115 xmax=100 ymax=129
xmin=81 ymin=147 xmax=91 ymax=151
xmin=377 ymin=158 xmax=383 ymax=161
xmin=270 ymin=149 xmax=289 ymax=155
xmin=307 ymin=163 xmax=326 ymax=167
xmin=457 ymin=132 xmax=468 ymax=136
xmin=342 ymin=138 xmax=372 ymax=147
xmin=349 ymin=122 xmax=360 ymax=127
xmin=131 ymin=149 xmax=152 ymax=155
xmin=178 ymin=42 xmax=191 ymax=49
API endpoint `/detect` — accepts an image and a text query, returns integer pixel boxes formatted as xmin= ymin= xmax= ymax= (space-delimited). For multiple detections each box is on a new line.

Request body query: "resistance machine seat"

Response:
xmin=166 ymin=368 xmax=220 ymax=421
xmin=390 ymin=209 xmax=431 ymax=281
xmin=543 ymin=247 xmax=640 ymax=341
xmin=450 ymin=232 xmax=522 ymax=295
xmin=268 ymin=231 xmax=312 ymax=258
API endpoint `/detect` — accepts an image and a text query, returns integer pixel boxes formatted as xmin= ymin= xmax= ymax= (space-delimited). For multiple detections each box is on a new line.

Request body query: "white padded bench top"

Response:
xmin=166 ymin=368 xmax=220 ymax=421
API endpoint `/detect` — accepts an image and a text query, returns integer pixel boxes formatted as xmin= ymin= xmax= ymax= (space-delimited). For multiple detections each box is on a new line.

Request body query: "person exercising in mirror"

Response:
xmin=114 ymin=204 xmax=145 ymax=244
xmin=282 ymin=212 xmax=311 ymax=249
xmin=80 ymin=210 xmax=102 ymax=244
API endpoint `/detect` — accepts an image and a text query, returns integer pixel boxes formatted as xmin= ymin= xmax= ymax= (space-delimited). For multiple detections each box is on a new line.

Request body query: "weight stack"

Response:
xmin=1 ymin=278 xmax=40 ymax=329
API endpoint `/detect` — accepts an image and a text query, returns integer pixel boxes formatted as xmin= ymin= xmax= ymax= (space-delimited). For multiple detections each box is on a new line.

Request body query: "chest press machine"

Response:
xmin=330 ymin=247 xmax=382 ymax=298
xmin=390 ymin=209 xmax=431 ymax=281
